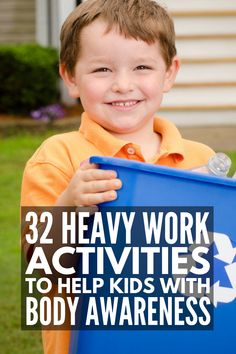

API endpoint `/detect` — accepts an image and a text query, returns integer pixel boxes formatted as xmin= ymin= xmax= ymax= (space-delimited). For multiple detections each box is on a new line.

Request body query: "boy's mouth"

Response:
xmin=106 ymin=100 xmax=141 ymax=109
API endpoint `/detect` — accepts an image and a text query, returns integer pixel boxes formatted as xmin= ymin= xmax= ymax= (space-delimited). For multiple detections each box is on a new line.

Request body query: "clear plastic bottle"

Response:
xmin=191 ymin=152 xmax=232 ymax=177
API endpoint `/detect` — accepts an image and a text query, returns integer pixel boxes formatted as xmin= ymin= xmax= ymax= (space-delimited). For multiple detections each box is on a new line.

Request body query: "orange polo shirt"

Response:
xmin=21 ymin=112 xmax=214 ymax=354
xmin=21 ymin=112 xmax=214 ymax=207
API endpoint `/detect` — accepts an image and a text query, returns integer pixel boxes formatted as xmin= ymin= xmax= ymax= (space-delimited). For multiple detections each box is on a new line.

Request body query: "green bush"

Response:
xmin=0 ymin=43 xmax=60 ymax=115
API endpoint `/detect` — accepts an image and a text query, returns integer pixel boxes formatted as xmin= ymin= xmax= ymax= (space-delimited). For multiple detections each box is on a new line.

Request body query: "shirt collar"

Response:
xmin=154 ymin=117 xmax=185 ymax=162
xmin=79 ymin=112 xmax=185 ymax=161
xmin=79 ymin=113 xmax=129 ymax=156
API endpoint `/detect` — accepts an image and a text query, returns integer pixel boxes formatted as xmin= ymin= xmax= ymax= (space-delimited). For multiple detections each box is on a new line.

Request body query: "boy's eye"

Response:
xmin=93 ymin=68 xmax=110 ymax=73
xmin=135 ymin=65 xmax=151 ymax=70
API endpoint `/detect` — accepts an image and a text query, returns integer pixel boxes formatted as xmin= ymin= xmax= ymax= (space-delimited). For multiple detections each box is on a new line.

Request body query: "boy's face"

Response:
xmin=62 ymin=19 xmax=179 ymax=135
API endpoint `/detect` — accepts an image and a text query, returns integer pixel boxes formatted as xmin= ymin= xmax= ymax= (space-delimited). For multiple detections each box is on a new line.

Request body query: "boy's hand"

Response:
xmin=56 ymin=160 xmax=122 ymax=206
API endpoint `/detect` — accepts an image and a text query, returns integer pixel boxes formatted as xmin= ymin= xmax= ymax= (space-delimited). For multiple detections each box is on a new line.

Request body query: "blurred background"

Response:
xmin=0 ymin=1 xmax=235 ymax=353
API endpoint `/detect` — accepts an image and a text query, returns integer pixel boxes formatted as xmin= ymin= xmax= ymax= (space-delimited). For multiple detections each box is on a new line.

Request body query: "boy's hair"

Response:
xmin=60 ymin=0 xmax=177 ymax=74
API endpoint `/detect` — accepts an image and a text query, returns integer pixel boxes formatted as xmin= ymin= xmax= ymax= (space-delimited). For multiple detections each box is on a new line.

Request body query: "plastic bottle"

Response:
xmin=191 ymin=152 xmax=232 ymax=177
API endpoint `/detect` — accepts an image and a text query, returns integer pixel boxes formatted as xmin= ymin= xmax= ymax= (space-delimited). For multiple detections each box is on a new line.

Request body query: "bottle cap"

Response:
xmin=208 ymin=152 xmax=232 ymax=176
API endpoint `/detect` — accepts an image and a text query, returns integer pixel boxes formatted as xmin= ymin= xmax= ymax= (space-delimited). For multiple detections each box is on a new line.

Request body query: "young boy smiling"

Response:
xmin=21 ymin=0 xmax=214 ymax=353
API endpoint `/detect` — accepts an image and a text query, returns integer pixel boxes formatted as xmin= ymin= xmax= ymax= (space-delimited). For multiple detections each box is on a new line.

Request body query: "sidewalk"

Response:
xmin=0 ymin=113 xmax=235 ymax=151
xmin=179 ymin=125 xmax=236 ymax=152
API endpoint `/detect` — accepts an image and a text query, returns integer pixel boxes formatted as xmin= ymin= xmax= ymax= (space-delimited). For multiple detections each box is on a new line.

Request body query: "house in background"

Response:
xmin=0 ymin=0 xmax=81 ymax=46
xmin=0 ymin=0 xmax=236 ymax=127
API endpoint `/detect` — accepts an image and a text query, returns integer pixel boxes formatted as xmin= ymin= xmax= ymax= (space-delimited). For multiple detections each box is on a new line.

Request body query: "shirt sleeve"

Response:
xmin=21 ymin=161 xmax=72 ymax=261
xmin=21 ymin=161 xmax=71 ymax=206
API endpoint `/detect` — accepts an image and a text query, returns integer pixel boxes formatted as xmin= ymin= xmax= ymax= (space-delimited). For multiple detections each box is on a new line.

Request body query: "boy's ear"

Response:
xmin=59 ymin=63 xmax=80 ymax=98
xmin=163 ymin=56 xmax=180 ymax=93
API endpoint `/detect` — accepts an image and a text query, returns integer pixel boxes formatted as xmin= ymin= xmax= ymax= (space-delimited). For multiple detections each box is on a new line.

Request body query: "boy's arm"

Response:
xmin=21 ymin=159 xmax=122 ymax=263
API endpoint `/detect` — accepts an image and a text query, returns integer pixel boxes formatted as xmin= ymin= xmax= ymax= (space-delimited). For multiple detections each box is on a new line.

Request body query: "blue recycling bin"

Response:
xmin=69 ymin=156 xmax=236 ymax=354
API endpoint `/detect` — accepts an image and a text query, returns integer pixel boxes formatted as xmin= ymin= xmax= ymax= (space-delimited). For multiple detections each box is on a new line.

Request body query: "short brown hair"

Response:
xmin=60 ymin=0 xmax=177 ymax=74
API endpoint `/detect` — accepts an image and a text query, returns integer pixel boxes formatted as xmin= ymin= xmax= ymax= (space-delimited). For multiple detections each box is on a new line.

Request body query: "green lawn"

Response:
xmin=227 ymin=151 xmax=236 ymax=177
xmin=0 ymin=130 xmax=236 ymax=354
xmin=0 ymin=131 xmax=55 ymax=354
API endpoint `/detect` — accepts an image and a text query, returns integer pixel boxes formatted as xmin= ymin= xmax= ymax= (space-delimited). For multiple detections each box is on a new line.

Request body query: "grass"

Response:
xmin=0 ymin=131 xmax=56 ymax=354
xmin=227 ymin=151 xmax=236 ymax=177
xmin=0 ymin=130 xmax=236 ymax=354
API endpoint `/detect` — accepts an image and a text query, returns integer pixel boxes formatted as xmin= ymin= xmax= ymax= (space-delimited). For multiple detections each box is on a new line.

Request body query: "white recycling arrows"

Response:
xmin=213 ymin=232 xmax=236 ymax=307
xmin=225 ymin=262 xmax=236 ymax=290
xmin=213 ymin=281 xmax=236 ymax=307
xmin=214 ymin=232 xmax=236 ymax=264
xmin=170 ymin=231 xmax=236 ymax=307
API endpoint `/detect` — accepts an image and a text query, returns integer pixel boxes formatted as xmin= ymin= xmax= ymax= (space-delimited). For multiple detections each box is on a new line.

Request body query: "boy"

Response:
xmin=21 ymin=0 xmax=214 ymax=353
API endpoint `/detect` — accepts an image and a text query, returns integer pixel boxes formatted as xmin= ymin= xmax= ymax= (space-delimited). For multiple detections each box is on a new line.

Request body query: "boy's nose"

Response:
xmin=111 ymin=72 xmax=135 ymax=93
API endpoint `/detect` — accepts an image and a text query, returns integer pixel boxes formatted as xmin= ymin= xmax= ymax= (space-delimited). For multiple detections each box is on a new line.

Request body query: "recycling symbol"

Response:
xmin=213 ymin=232 xmax=236 ymax=307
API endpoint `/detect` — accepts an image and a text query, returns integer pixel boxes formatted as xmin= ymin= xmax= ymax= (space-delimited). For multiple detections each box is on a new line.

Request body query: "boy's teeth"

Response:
xmin=111 ymin=101 xmax=137 ymax=107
